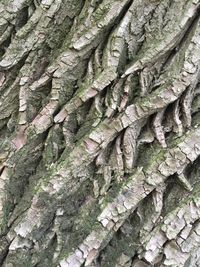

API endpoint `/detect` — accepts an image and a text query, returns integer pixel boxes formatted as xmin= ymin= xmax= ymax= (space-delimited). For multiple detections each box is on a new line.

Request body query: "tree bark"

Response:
xmin=0 ymin=0 xmax=200 ymax=266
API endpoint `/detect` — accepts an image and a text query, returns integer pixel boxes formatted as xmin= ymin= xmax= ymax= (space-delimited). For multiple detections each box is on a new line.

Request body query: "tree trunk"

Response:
xmin=0 ymin=0 xmax=200 ymax=266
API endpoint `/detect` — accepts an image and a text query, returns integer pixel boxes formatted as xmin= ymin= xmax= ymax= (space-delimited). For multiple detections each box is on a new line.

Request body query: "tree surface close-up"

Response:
xmin=1 ymin=0 xmax=200 ymax=266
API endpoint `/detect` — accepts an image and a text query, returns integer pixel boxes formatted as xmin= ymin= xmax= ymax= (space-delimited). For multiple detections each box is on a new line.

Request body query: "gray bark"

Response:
xmin=0 ymin=0 xmax=200 ymax=266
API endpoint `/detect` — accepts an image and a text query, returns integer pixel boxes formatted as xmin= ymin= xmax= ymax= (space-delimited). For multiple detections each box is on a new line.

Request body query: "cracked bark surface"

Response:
xmin=0 ymin=0 xmax=200 ymax=266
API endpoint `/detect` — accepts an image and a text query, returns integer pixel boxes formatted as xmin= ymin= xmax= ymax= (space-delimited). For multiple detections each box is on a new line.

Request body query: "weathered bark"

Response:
xmin=0 ymin=0 xmax=200 ymax=266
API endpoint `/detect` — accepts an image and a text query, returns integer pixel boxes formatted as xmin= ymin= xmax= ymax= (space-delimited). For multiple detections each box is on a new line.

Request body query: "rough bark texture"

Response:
xmin=0 ymin=0 xmax=200 ymax=266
